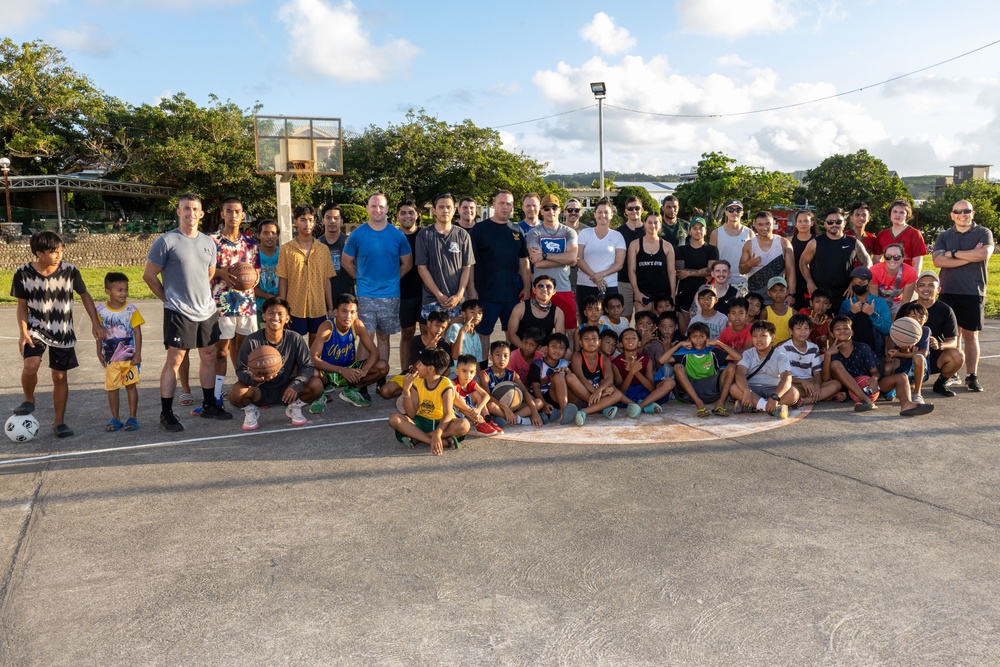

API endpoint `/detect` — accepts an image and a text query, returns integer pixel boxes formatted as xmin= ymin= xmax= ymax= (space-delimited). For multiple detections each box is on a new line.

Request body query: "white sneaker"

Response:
xmin=285 ymin=400 xmax=307 ymax=426
xmin=242 ymin=405 xmax=260 ymax=431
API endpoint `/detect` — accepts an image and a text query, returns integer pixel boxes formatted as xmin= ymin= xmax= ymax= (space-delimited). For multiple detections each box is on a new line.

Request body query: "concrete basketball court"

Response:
xmin=1 ymin=300 xmax=999 ymax=666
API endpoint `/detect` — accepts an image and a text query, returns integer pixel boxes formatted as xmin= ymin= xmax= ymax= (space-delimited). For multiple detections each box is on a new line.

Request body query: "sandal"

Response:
xmin=178 ymin=392 xmax=195 ymax=406
xmin=711 ymin=406 xmax=730 ymax=417
xmin=124 ymin=417 xmax=139 ymax=431
xmin=106 ymin=418 xmax=124 ymax=432
xmin=696 ymin=407 xmax=710 ymax=418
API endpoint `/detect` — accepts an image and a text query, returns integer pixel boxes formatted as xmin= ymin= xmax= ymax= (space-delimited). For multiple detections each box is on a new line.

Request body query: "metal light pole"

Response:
xmin=590 ymin=82 xmax=607 ymax=201
xmin=0 ymin=157 xmax=10 ymax=224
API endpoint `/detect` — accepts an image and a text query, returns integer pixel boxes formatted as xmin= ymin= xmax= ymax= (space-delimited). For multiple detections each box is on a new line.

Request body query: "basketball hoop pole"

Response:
xmin=276 ymin=174 xmax=293 ymax=244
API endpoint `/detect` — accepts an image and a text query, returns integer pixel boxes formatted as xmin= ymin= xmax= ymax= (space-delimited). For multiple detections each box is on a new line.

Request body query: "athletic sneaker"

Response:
xmin=159 ymin=411 xmax=183 ymax=432
xmin=602 ymin=406 xmax=618 ymax=420
xmin=967 ymin=374 xmax=983 ymax=392
xmin=358 ymin=387 xmax=373 ymax=403
xmin=560 ymin=404 xmax=578 ymax=425
xmin=285 ymin=400 xmax=308 ymax=426
xmin=308 ymin=398 xmax=326 ymax=414
xmin=200 ymin=401 xmax=233 ymax=420
xmin=489 ymin=420 xmax=504 ymax=435
xmin=574 ymin=411 xmax=587 ymax=426
xmin=191 ymin=396 xmax=224 ymax=416
xmin=475 ymin=421 xmax=499 ymax=436
xmin=626 ymin=403 xmax=641 ymax=419
xmin=242 ymin=406 xmax=260 ymax=431
xmin=339 ymin=387 xmax=371 ymax=408
xmin=770 ymin=404 xmax=789 ymax=419
xmin=932 ymin=375 xmax=956 ymax=398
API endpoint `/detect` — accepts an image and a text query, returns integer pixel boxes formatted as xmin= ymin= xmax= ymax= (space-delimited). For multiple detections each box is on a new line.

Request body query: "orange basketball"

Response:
xmin=229 ymin=262 xmax=259 ymax=291
xmin=247 ymin=344 xmax=282 ymax=383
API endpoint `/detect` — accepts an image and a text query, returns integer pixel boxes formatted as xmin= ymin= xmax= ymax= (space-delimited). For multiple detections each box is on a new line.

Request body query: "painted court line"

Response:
xmin=0 ymin=417 xmax=385 ymax=468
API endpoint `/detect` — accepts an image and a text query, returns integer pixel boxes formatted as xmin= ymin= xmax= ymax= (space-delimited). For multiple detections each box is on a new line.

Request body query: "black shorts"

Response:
xmin=542 ymin=390 xmax=560 ymax=408
xmin=399 ymin=297 xmax=423 ymax=329
xmin=938 ymin=293 xmax=984 ymax=331
xmin=23 ymin=341 xmax=79 ymax=372
xmin=257 ymin=385 xmax=289 ymax=407
xmin=163 ymin=309 xmax=220 ymax=350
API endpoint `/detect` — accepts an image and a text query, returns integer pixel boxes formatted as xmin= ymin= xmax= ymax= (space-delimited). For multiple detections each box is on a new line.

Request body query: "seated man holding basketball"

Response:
xmin=309 ymin=293 xmax=388 ymax=411
xmin=230 ymin=297 xmax=323 ymax=430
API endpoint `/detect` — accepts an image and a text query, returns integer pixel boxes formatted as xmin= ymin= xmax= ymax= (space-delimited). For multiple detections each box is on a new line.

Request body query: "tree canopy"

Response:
xmin=918 ymin=179 xmax=1000 ymax=240
xmin=672 ymin=152 xmax=796 ymax=224
xmin=804 ymin=149 xmax=912 ymax=231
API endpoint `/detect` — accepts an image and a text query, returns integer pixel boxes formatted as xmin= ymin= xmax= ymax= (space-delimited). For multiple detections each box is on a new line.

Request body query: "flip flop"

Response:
xmin=900 ymin=403 xmax=935 ymax=417
xmin=697 ymin=407 xmax=710 ymax=418
xmin=106 ymin=418 xmax=124 ymax=432
xmin=711 ymin=406 xmax=730 ymax=417
xmin=178 ymin=393 xmax=195 ymax=406
xmin=124 ymin=417 xmax=139 ymax=431
xmin=13 ymin=401 xmax=35 ymax=415
xmin=54 ymin=424 xmax=74 ymax=438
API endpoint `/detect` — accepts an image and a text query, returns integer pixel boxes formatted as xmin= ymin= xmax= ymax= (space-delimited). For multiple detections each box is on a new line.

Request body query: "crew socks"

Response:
xmin=215 ymin=375 xmax=225 ymax=401
xmin=161 ymin=397 xmax=173 ymax=415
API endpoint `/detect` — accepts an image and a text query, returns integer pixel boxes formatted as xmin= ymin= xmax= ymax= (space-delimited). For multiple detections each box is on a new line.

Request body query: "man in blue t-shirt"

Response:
xmin=468 ymin=191 xmax=531 ymax=356
xmin=342 ymin=192 xmax=413 ymax=366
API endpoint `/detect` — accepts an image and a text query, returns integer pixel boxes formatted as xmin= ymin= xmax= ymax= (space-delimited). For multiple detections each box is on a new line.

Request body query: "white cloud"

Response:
xmin=152 ymin=90 xmax=174 ymax=106
xmin=1 ymin=0 xmax=59 ymax=30
xmin=277 ymin=0 xmax=419 ymax=83
xmin=580 ymin=12 xmax=636 ymax=56
xmin=677 ymin=0 xmax=798 ymax=38
xmin=48 ymin=22 xmax=113 ymax=57
xmin=713 ymin=53 xmax=752 ymax=68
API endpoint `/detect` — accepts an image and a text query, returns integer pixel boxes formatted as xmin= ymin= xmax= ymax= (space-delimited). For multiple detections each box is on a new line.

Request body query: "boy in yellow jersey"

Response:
xmin=388 ymin=348 xmax=469 ymax=455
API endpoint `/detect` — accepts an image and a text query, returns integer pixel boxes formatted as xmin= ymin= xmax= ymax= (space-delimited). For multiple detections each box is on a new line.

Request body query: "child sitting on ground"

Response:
xmin=509 ymin=326 xmax=544 ymax=381
xmin=779 ymin=314 xmax=840 ymax=406
xmin=96 ymin=272 xmax=144 ymax=432
xmin=613 ymin=327 xmax=675 ymax=416
xmin=657 ymin=312 xmax=684 ymax=346
xmin=380 ymin=310 xmax=450 ymax=400
xmin=884 ymin=303 xmax=932 ymax=403
xmin=731 ymin=320 xmax=799 ymax=418
xmin=526 ymin=332 xmax=578 ymax=425
xmin=566 ymin=326 xmax=625 ymax=426
xmin=688 ymin=286 xmax=729 ymax=339
xmin=762 ymin=277 xmax=794 ymax=345
xmin=661 ymin=322 xmax=740 ymax=417
xmin=718 ymin=296 xmax=752 ymax=353
xmin=478 ymin=340 xmax=544 ymax=427
xmin=310 ymin=293 xmax=388 ymax=411
xmin=388 ymin=347 xmax=470 ymax=454
xmin=453 ymin=354 xmax=502 ymax=436
xmin=799 ymin=288 xmax=833 ymax=350
xmin=599 ymin=328 xmax=620 ymax=361
xmin=635 ymin=311 xmax=664 ymax=368
xmin=599 ymin=293 xmax=629 ymax=336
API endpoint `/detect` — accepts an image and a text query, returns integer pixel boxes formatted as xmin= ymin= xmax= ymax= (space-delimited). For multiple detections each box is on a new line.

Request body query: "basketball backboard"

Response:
xmin=253 ymin=115 xmax=343 ymax=175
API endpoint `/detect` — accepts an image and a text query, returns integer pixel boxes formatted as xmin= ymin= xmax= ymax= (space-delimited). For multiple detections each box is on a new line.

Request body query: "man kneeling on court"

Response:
xmin=230 ymin=297 xmax=323 ymax=430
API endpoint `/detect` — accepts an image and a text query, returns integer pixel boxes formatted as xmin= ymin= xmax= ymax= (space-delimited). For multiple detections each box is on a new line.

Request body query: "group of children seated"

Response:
xmin=388 ymin=263 xmax=936 ymax=454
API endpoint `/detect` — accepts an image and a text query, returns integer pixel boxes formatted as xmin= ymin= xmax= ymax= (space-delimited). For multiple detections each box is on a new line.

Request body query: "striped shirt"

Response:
xmin=778 ymin=340 xmax=822 ymax=379
xmin=11 ymin=262 xmax=88 ymax=348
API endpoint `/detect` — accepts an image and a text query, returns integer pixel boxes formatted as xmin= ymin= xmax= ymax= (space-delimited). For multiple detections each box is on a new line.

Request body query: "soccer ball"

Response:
xmin=5 ymin=414 xmax=40 ymax=442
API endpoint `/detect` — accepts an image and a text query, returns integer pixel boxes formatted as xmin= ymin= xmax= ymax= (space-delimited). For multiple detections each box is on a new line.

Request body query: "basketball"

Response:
xmin=849 ymin=375 xmax=881 ymax=403
xmin=229 ymin=262 xmax=259 ymax=291
xmin=889 ymin=316 xmax=923 ymax=348
xmin=248 ymin=344 xmax=282 ymax=383
xmin=492 ymin=381 xmax=522 ymax=408
xmin=5 ymin=414 xmax=39 ymax=442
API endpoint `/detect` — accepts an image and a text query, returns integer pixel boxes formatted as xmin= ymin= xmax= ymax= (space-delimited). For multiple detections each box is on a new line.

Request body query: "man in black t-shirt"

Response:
xmin=397 ymin=201 xmax=424 ymax=374
xmin=914 ymin=270 xmax=965 ymax=397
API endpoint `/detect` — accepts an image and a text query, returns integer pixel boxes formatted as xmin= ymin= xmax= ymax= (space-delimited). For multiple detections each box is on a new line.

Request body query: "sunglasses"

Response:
xmin=535 ymin=284 xmax=555 ymax=290
xmin=542 ymin=205 xmax=559 ymax=211
xmin=726 ymin=207 xmax=743 ymax=213
xmin=565 ymin=208 xmax=581 ymax=213
xmin=825 ymin=219 xmax=844 ymax=225
xmin=626 ymin=206 xmax=642 ymax=212
xmin=952 ymin=208 xmax=973 ymax=215
xmin=884 ymin=254 xmax=902 ymax=261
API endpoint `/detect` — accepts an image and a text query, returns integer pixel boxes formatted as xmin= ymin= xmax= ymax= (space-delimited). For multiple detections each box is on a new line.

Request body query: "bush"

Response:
xmin=338 ymin=203 xmax=369 ymax=226
xmin=614 ymin=186 xmax=658 ymax=220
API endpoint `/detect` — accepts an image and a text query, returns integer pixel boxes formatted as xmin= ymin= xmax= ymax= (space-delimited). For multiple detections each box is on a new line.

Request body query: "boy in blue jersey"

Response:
xmin=309 ymin=293 xmax=388 ymax=411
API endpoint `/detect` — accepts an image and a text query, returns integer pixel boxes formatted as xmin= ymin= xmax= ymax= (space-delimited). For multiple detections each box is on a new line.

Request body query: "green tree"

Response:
xmin=614 ymin=185 xmax=658 ymax=219
xmin=917 ymin=179 xmax=1000 ymax=242
xmin=672 ymin=152 xmax=796 ymax=224
xmin=341 ymin=109 xmax=548 ymax=211
xmin=804 ymin=149 xmax=912 ymax=231
xmin=0 ymin=39 xmax=112 ymax=174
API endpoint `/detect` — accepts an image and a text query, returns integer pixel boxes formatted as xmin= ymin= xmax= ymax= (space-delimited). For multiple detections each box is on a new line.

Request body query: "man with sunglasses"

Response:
xmin=710 ymin=199 xmax=752 ymax=285
xmin=526 ymin=194 xmax=579 ymax=329
xmin=932 ymin=200 xmax=994 ymax=392
xmin=798 ymin=207 xmax=872 ymax=315
xmin=615 ymin=196 xmax=647 ymax=320
xmin=564 ymin=198 xmax=583 ymax=291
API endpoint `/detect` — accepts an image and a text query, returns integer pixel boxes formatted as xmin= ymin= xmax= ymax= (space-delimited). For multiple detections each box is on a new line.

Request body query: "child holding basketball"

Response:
xmin=885 ymin=303 xmax=932 ymax=403
xmin=479 ymin=340 xmax=543 ymax=427
xmin=230 ymin=297 xmax=324 ymax=430
xmin=526 ymin=332 xmax=578 ymax=425
xmin=12 ymin=231 xmax=105 ymax=438
xmin=388 ymin=347 xmax=469 ymax=455
xmin=96 ymin=272 xmax=145 ymax=431
xmin=453 ymin=354 xmax=502 ymax=435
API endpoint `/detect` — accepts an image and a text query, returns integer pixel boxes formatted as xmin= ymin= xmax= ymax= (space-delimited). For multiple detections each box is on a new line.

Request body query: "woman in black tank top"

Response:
xmin=508 ymin=274 xmax=564 ymax=348
xmin=628 ymin=212 xmax=676 ymax=313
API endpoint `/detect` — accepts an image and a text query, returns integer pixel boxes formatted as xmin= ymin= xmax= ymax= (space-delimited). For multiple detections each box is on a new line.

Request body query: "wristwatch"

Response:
xmin=769 ymin=393 xmax=781 ymax=401
xmin=951 ymin=249 xmax=958 ymax=258
xmin=542 ymin=252 xmax=548 ymax=260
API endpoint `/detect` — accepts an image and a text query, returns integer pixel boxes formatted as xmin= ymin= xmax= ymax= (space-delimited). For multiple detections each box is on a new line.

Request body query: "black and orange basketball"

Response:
xmin=229 ymin=262 xmax=259 ymax=291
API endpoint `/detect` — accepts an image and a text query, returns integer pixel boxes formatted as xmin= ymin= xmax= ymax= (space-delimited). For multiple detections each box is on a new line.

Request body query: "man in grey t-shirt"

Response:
xmin=144 ymin=194 xmax=233 ymax=430
xmin=526 ymin=194 xmax=579 ymax=328
xmin=932 ymin=199 xmax=995 ymax=392
xmin=415 ymin=193 xmax=475 ymax=321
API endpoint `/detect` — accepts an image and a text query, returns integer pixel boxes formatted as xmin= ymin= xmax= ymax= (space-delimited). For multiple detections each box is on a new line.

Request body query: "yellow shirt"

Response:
xmin=765 ymin=305 xmax=794 ymax=345
xmin=414 ymin=376 xmax=453 ymax=421
xmin=276 ymin=238 xmax=336 ymax=318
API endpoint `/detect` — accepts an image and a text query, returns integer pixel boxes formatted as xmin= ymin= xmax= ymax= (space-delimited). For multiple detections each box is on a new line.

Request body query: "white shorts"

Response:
xmin=218 ymin=315 xmax=258 ymax=340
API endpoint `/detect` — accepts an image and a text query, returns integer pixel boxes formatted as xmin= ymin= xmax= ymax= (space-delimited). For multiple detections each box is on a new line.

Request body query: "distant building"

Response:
xmin=935 ymin=164 xmax=992 ymax=197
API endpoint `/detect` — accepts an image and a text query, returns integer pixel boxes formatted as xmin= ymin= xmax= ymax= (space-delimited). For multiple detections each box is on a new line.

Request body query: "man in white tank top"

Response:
xmin=739 ymin=210 xmax=796 ymax=301
xmin=710 ymin=200 xmax=752 ymax=290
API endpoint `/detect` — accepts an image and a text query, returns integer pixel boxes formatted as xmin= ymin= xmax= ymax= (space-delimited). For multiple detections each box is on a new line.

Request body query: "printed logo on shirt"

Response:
xmin=539 ymin=237 xmax=566 ymax=255
xmin=448 ymin=241 xmax=461 ymax=254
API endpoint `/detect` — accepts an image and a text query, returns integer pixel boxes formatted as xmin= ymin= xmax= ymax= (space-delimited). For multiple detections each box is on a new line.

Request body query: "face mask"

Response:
xmin=852 ymin=284 xmax=869 ymax=295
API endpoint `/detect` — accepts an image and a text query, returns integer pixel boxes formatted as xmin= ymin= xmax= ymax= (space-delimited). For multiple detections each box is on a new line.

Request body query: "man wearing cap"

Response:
xmin=615 ymin=195 xmax=647 ymax=320
xmin=526 ymin=194 xmax=580 ymax=329
xmin=932 ymin=200 xmax=995 ymax=392
xmin=710 ymin=200 xmax=752 ymax=283
xmin=660 ymin=195 xmax=688 ymax=249
xmin=846 ymin=202 xmax=882 ymax=258
xmin=838 ymin=266 xmax=891 ymax=361
xmin=468 ymin=191 xmax=531 ymax=354
xmin=913 ymin=270 xmax=965 ymax=397
xmin=799 ymin=207 xmax=873 ymax=314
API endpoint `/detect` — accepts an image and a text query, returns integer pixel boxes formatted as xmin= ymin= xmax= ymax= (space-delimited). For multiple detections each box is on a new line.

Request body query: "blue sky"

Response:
xmin=6 ymin=0 xmax=1000 ymax=177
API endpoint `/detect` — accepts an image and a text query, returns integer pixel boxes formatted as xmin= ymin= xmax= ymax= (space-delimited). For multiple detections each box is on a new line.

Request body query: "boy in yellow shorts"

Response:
xmin=388 ymin=348 xmax=469 ymax=455
xmin=96 ymin=272 xmax=144 ymax=431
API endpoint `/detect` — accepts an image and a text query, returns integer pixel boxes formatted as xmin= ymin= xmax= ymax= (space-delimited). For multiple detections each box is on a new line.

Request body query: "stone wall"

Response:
xmin=0 ymin=233 xmax=162 ymax=270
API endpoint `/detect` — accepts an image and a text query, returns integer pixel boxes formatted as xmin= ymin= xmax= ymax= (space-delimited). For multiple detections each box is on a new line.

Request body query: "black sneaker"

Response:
xmin=200 ymin=401 xmax=234 ymax=420
xmin=932 ymin=375 xmax=956 ymax=398
xmin=160 ymin=411 xmax=184 ymax=432
xmin=375 ymin=377 xmax=388 ymax=393
xmin=966 ymin=374 xmax=983 ymax=393
xmin=359 ymin=387 xmax=373 ymax=403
